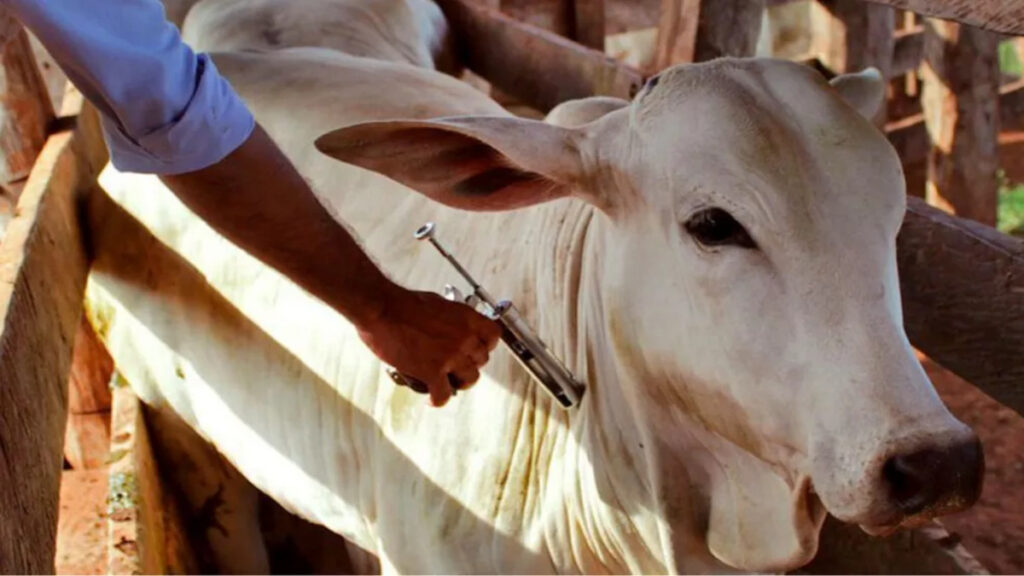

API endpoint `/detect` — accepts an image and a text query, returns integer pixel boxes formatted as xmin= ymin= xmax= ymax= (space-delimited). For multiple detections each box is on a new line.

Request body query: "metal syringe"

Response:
xmin=388 ymin=222 xmax=585 ymax=409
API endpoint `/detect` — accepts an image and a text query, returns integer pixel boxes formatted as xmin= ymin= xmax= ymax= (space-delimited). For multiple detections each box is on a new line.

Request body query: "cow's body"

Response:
xmin=86 ymin=1 xmax=981 ymax=574
xmin=94 ymin=48 xmax=678 ymax=573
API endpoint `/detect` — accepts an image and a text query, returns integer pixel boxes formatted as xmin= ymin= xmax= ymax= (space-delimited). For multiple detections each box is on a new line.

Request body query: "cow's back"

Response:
xmin=89 ymin=46 xmax=556 ymax=572
xmin=183 ymin=0 xmax=456 ymax=71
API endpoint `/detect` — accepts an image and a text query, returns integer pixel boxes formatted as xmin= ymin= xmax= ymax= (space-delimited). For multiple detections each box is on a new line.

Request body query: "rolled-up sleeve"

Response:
xmin=2 ymin=0 xmax=255 ymax=175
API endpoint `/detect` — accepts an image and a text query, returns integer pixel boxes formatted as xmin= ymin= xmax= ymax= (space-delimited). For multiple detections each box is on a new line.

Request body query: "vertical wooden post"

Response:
xmin=655 ymin=0 xmax=766 ymax=69
xmin=811 ymin=0 xmax=895 ymax=76
xmin=0 ymin=28 xmax=54 ymax=188
xmin=811 ymin=0 xmax=895 ymax=125
xmin=921 ymin=20 xmax=1000 ymax=226
xmin=568 ymin=0 xmax=605 ymax=50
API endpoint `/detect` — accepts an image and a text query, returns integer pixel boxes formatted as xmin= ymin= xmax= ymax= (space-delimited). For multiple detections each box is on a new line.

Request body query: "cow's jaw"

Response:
xmin=551 ymin=59 xmax=983 ymax=573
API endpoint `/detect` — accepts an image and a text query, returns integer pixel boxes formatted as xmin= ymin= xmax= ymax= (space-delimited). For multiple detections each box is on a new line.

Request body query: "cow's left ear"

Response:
xmin=829 ymin=67 xmax=885 ymax=121
xmin=315 ymin=116 xmax=591 ymax=212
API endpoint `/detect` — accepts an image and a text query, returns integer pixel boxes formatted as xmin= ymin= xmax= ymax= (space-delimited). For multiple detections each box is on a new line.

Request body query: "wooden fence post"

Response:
xmin=811 ymin=0 xmax=895 ymax=125
xmin=0 ymin=28 xmax=54 ymax=189
xmin=921 ymin=20 xmax=1000 ymax=226
xmin=568 ymin=0 xmax=605 ymax=50
xmin=655 ymin=0 xmax=766 ymax=68
xmin=811 ymin=0 xmax=895 ymax=76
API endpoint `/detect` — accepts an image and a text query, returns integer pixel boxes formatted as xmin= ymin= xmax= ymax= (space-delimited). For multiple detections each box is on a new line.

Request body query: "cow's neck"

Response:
xmin=419 ymin=200 xmax=682 ymax=573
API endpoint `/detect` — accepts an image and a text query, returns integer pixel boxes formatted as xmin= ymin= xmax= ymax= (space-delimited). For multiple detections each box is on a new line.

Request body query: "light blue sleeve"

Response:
xmin=4 ymin=0 xmax=255 ymax=175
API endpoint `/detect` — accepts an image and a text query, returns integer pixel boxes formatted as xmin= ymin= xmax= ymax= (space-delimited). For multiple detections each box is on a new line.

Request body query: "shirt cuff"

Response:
xmin=102 ymin=54 xmax=256 ymax=175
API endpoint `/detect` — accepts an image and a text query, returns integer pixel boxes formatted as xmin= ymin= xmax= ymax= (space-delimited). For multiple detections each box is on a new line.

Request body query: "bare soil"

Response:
xmin=55 ymin=468 xmax=108 ymax=575
xmin=922 ymin=357 xmax=1024 ymax=574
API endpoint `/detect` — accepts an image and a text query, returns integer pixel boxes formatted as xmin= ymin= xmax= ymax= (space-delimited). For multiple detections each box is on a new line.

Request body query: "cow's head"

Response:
xmin=315 ymin=58 xmax=982 ymax=572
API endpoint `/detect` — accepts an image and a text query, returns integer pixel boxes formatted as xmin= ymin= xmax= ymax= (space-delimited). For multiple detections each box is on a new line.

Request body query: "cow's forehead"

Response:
xmin=625 ymin=59 xmax=904 ymax=236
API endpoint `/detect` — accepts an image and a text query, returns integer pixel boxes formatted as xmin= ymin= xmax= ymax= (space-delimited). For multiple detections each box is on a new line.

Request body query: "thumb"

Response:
xmin=428 ymin=375 xmax=453 ymax=407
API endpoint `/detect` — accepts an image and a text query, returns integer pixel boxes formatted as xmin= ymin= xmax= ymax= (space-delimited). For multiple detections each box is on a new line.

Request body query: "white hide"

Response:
xmin=182 ymin=0 xmax=453 ymax=71
xmin=86 ymin=3 xmax=977 ymax=574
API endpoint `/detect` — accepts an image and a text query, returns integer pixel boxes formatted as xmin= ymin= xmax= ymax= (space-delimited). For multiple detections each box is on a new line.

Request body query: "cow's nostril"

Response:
xmin=882 ymin=438 xmax=984 ymax=517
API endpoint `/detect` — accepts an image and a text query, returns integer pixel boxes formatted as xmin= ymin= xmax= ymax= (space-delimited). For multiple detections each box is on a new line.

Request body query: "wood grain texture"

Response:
xmin=64 ymin=315 xmax=114 ymax=470
xmin=812 ymin=0 xmax=896 ymax=77
xmin=921 ymin=19 xmax=1000 ymax=226
xmin=812 ymin=0 xmax=895 ymax=126
xmin=570 ymin=0 xmax=606 ymax=50
xmin=887 ymin=81 xmax=1024 ymax=168
xmin=0 ymin=94 xmax=102 ymax=574
xmin=892 ymin=27 xmax=924 ymax=78
xmin=107 ymin=381 xmax=198 ymax=575
xmin=0 ymin=29 xmax=54 ymax=185
xmin=861 ymin=0 xmax=1024 ymax=35
xmin=900 ymin=197 xmax=1024 ymax=418
xmin=655 ymin=0 xmax=765 ymax=67
xmin=437 ymin=0 xmax=645 ymax=112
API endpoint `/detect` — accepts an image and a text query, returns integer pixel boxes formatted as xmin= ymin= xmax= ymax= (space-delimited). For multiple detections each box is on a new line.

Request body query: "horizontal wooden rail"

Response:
xmin=900 ymin=197 xmax=1024 ymax=415
xmin=863 ymin=0 xmax=1024 ymax=36
xmin=437 ymin=0 xmax=646 ymax=111
xmin=442 ymin=0 xmax=1024 ymax=417
xmin=0 ymin=92 xmax=105 ymax=574
xmin=886 ymin=81 xmax=1024 ymax=165
xmin=769 ymin=0 xmax=1024 ymax=36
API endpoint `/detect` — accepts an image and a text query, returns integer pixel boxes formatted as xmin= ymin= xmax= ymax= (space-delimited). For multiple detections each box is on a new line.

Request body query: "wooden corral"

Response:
xmin=0 ymin=0 xmax=1022 ymax=573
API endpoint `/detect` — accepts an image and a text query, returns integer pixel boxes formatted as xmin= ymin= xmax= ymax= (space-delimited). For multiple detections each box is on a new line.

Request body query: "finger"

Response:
xmin=450 ymin=363 xmax=481 ymax=390
xmin=428 ymin=375 xmax=453 ymax=408
xmin=446 ymin=373 xmax=463 ymax=393
xmin=466 ymin=345 xmax=490 ymax=368
xmin=471 ymin=317 xmax=502 ymax=350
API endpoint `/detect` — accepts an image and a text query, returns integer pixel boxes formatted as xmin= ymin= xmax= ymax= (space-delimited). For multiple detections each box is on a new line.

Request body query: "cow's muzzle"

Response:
xmin=882 ymin=436 xmax=984 ymax=519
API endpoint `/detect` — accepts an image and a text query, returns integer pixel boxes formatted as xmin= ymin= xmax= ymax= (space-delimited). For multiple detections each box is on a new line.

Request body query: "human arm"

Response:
xmin=160 ymin=125 xmax=500 ymax=406
xmin=2 ymin=0 xmax=499 ymax=405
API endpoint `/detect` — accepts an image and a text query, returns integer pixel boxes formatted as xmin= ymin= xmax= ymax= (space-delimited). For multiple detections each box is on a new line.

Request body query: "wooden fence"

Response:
xmin=0 ymin=0 xmax=1022 ymax=572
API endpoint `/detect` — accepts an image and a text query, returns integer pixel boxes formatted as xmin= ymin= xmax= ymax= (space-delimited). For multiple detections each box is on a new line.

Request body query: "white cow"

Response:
xmin=86 ymin=1 xmax=983 ymax=573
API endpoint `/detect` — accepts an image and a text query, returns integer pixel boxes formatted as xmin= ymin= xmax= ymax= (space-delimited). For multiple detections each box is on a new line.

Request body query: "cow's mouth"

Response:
xmin=800 ymin=477 xmax=827 ymax=528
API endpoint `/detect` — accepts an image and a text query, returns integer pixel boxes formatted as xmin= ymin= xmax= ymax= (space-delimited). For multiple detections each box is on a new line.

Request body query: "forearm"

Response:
xmin=160 ymin=124 xmax=397 ymax=328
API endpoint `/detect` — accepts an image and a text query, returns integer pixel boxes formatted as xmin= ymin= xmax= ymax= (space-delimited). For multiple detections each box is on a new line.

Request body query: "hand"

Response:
xmin=358 ymin=285 xmax=501 ymax=407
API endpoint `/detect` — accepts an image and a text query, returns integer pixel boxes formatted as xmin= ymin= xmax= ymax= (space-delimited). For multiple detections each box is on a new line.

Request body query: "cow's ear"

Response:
xmin=545 ymin=96 xmax=630 ymax=128
xmin=829 ymin=68 xmax=885 ymax=121
xmin=315 ymin=116 xmax=590 ymax=212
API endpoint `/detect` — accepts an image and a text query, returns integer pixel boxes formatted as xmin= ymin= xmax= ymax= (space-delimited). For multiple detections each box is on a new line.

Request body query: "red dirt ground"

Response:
xmin=55 ymin=468 xmax=108 ymax=575
xmin=922 ymin=357 xmax=1024 ymax=574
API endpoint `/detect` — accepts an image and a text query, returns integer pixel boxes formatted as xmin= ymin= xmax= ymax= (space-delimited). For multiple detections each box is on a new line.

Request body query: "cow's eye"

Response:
xmin=684 ymin=208 xmax=756 ymax=249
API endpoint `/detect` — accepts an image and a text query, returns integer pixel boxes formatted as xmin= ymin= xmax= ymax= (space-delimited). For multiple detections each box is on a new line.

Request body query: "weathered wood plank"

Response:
xmin=107 ymin=378 xmax=198 ymax=575
xmin=437 ymin=0 xmax=645 ymax=112
xmin=570 ymin=0 xmax=605 ymax=50
xmin=655 ymin=0 xmax=765 ymax=67
xmin=887 ymin=81 xmax=1024 ymax=166
xmin=0 ymin=101 xmax=96 ymax=573
xmin=64 ymin=412 xmax=111 ymax=472
xmin=64 ymin=317 xmax=114 ymax=470
xmin=861 ymin=0 xmax=1024 ymax=36
xmin=812 ymin=0 xmax=896 ymax=77
xmin=498 ymin=0 xmax=570 ymax=36
xmin=900 ymin=197 xmax=1024 ymax=418
xmin=921 ymin=19 xmax=1000 ymax=226
xmin=812 ymin=0 xmax=896 ymax=126
xmin=892 ymin=28 xmax=924 ymax=78
xmin=0 ymin=28 xmax=55 ymax=186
